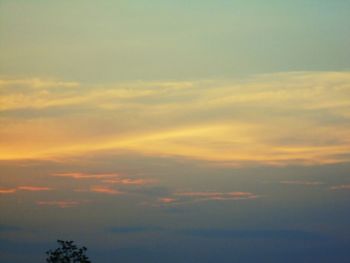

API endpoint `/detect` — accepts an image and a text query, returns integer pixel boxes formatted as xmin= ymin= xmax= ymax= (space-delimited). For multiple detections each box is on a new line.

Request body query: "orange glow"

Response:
xmin=0 ymin=186 xmax=52 ymax=194
xmin=53 ymin=172 xmax=119 ymax=179
xmin=159 ymin=198 xmax=177 ymax=203
xmin=1 ymin=72 xmax=350 ymax=166
xmin=90 ymin=186 xmax=122 ymax=195
xmin=18 ymin=186 xmax=52 ymax=191
xmin=0 ymin=188 xmax=17 ymax=194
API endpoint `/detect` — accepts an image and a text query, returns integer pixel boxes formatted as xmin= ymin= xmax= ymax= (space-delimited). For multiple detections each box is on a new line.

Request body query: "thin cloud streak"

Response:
xmin=0 ymin=186 xmax=52 ymax=194
xmin=0 ymin=188 xmax=17 ymax=194
xmin=53 ymin=172 xmax=155 ymax=188
xmin=36 ymin=200 xmax=81 ymax=208
xmin=89 ymin=186 xmax=123 ymax=195
xmin=102 ymin=178 xmax=156 ymax=186
xmin=330 ymin=184 xmax=350 ymax=190
xmin=0 ymin=77 xmax=79 ymax=90
xmin=17 ymin=186 xmax=52 ymax=191
xmin=158 ymin=197 xmax=177 ymax=204
xmin=280 ymin=181 xmax=324 ymax=186
xmin=159 ymin=191 xmax=259 ymax=205
xmin=53 ymin=172 xmax=119 ymax=180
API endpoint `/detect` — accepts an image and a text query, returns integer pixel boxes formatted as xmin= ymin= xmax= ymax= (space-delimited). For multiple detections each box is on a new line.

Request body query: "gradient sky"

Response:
xmin=1 ymin=1 xmax=350 ymax=262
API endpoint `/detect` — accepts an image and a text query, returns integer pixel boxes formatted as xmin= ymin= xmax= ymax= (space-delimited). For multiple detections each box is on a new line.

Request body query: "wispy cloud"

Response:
xmin=0 ymin=186 xmax=52 ymax=194
xmin=0 ymin=77 xmax=79 ymax=90
xmin=1 ymin=72 xmax=350 ymax=166
xmin=0 ymin=188 xmax=17 ymax=194
xmin=89 ymin=186 xmax=123 ymax=195
xmin=158 ymin=191 xmax=259 ymax=205
xmin=280 ymin=181 xmax=324 ymax=186
xmin=158 ymin=197 xmax=177 ymax=204
xmin=102 ymin=178 xmax=155 ymax=186
xmin=330 ymin=184 xmax=350 ymax=190
xmin=17 ymin=186 xmax=52 ymax=191
xmin=36 ymin=200 xmax=81 ymax=208
xmin=53 ymin=172 xmax=119 ymax=180
xmin=53 ymin=172 xmax=155 ymax=192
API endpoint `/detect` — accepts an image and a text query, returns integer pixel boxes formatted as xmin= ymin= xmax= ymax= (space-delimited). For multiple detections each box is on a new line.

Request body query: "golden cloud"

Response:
xmin=1 ymin=72 xmax=350 ymax=166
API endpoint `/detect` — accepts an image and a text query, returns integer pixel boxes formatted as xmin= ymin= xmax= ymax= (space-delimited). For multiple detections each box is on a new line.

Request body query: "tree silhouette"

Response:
xmin=46 ymin=240 xmax=91 ymax=263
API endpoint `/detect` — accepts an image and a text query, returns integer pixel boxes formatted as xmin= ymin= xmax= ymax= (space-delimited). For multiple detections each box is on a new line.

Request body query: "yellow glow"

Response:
xmin=1 ymin=72 xmax=350 ymax=166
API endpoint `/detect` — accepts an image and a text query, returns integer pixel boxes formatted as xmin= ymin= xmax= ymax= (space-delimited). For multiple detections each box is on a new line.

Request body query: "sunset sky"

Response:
xmin=1 ymin=1 xmax=350 ymax=262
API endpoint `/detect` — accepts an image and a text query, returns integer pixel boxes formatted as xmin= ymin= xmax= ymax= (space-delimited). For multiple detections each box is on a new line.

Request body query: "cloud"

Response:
xmin=53 ymin=172 xmax=154 ymax=195
xmin=0 ymin=78 xmax=81 ymax=111
xmin=17 ymin=186 xmax=52 ymax=191
xmin=1 ymin=72 xmax=350 ymax=166
xmin=158 ymin=197 xmax=177 ymax=204
xmin=102 ymin=178 xmax=155 ymax=186
xmin=0 ymin=78 xmax=79 ymax=89
xmin=0 ymin=186 xmax=52 ymax=194
xmin=36 ymin=200 xmax=81 ymax=208
xmin=158 ymin=191 xmax=259 ymax=205
xmin=330 ymin=184 xmax=350 ymax=190
xmin=0 ymin=188 xmax=17 ymax=194
xmin=54 ymin=172 xmax=155 ymax=194
xmin=89 ymin=186 xmax=123 ymax=195
xmin=52 ymin=172 xmax=119 ymax=180
xmin=280 ymin=181 xmax=324 ymax=186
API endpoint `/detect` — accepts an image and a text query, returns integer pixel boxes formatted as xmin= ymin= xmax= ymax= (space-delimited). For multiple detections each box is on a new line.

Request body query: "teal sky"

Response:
xmin=1 ymin=0 xmax=350 ymax=82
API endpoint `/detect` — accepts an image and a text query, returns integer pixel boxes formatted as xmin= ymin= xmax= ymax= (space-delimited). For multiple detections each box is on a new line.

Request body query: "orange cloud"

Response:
xmin=0 ymin=186 xmax=52 ymax=194
xmin=90 ymin=186 xmax=123 ymax=195
xmin=53 ymin=172 xmax=119 ymax=180
xmin=0 ymin=188 xmax=17 ymax=194
xmin=159 ymin=197 xmax=177 ymax=203
xmin=54 ymin=172 xmax=154 ymax=189
xmin=17 ymin=186 xmax=52 ymax=191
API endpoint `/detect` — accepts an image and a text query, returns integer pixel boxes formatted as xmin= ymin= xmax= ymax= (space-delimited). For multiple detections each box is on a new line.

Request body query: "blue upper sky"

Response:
xmin=1 ymin=0 xmax=349 ymax=82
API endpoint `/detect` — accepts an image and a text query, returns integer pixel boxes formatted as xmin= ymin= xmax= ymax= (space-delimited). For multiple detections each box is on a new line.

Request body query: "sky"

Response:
xmin=0 ymin=1 xmax=350 ymax=262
